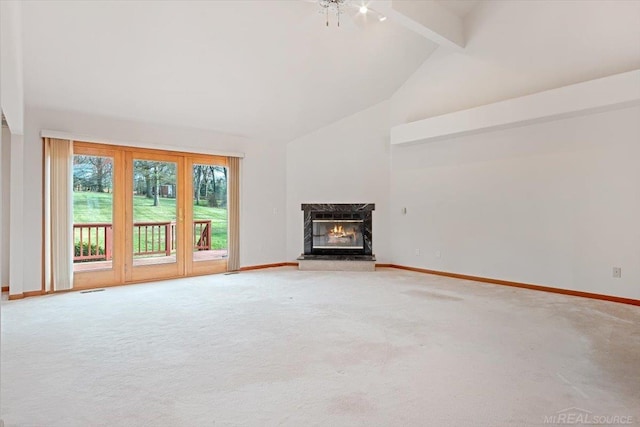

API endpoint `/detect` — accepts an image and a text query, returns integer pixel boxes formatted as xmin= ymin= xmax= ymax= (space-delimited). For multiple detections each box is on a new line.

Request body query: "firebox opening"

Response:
xmin=312 ymin=219 xmax=364 ymax=250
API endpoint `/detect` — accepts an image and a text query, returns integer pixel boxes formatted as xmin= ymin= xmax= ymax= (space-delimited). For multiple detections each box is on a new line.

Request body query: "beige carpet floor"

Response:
xmin=1 ymin=267 xmax=638 ymax=427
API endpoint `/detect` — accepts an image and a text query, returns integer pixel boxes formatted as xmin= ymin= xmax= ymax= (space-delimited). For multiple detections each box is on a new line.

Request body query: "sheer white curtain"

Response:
xmin=227 ymin=156 xmax=240 ymax=271
xmin=44 ymin=138 xmax=74 ymax=291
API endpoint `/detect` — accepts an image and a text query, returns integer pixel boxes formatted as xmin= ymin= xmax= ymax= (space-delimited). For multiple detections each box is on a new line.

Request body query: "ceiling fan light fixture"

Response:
xmin=318 ymin=0 xmax=349 ymax=27
xmin=317 ymin=0 xmax=385 ymax=27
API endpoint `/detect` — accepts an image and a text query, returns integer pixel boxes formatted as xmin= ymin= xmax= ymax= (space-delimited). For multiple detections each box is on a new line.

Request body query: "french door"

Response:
xmin=126 ymin=151 xmax=183 ymax=282
xmin=185 ymin=155 xmax=229 ymax=276
xmin=72 ymin=143 xmax=228 ymax=289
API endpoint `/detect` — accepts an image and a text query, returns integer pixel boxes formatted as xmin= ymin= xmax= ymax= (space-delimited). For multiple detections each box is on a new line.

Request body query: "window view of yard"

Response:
xmin=72 ymin=155 xmax=228 ymax=270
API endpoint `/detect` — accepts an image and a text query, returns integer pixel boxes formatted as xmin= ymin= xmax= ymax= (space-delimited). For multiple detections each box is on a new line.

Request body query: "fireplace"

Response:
xmin=300 ymin=204 xmax=374 ymax=258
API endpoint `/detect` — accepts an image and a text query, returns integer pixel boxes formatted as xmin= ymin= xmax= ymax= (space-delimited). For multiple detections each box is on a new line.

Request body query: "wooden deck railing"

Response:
xmin=194 ymin=220 xmax=212 ymax=251
xmin=133 ymin=221 xmax=176 ymax=256
xmin=73 ymin=220 xmax=214 ymax=262
xmin=74 ymin=223 xmax=113 ymax=262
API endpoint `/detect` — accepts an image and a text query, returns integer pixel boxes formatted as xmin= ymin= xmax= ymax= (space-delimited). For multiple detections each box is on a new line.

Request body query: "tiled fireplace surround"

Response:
xmin=297 ymin=204 xmax=375 ymax=266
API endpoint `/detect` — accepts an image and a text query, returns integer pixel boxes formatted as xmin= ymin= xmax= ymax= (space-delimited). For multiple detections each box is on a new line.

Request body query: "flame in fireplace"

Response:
xmin=329 ymin=224 xmax=354 ymax=240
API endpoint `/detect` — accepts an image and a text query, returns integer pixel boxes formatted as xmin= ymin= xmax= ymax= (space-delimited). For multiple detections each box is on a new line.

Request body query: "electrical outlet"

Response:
xmin=414 ymin=249 xmax=420 ymax=256
xmin=613 ymin=267 xmax=622 ymax=278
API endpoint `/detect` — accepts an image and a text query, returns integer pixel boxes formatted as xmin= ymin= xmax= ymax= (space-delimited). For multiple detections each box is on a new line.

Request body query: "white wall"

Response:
xmin=0 ymin=126 xmax=4 ymax=290
xmin=286 ymin=101 xmax=391 ymax=262
xmin=20 ymin=107 xmax=287 ymax=292
xmin=0 ymin=0 xmax=24 ymax=134
xmin=1 ymin=126 xmax=11 ymax=287
xmin=240 ymin=139 xmax=287 ymax=267
xmin=9 ymin=132 xmax=23 ymax=295
xmin=390 ymin=105 xmax=640 ymax=300
xmin=1 ymin=0 xmax=25 ymax=298
xmin=0 ymin=118 xmax=2 ymax=420
xmin=382 ymin=0 xmax=640 ymax=300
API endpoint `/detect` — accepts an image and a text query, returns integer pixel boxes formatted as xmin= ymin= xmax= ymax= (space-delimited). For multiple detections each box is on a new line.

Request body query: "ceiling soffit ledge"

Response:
xmin=391 ymin=70 xmax=640 ymax=145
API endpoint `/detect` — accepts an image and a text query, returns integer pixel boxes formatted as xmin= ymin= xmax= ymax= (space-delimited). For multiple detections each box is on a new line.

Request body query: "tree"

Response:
xmin=74 ymin=155 xmax=112 ymax=192
xmin=193 ymin=166 xmax=204 ymax=205
xmin=207 ymin=166 xmax=227 ymax=208
xmin=133 ymin=161 xmax=154 ymax=199
xmin=90 ymin=157 xmax=111 ymax=193
xmin=152 ymin=164 xmax=162 ymax=206
xmin=132 ymin=161 xmax=175 ymax=206
xmin=204 ymin=166 xmax=212 ymax=200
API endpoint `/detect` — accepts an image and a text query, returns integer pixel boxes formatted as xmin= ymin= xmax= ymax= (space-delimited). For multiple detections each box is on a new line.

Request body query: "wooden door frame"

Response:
xmin=72 ymin=143 xmax=125 ymax=289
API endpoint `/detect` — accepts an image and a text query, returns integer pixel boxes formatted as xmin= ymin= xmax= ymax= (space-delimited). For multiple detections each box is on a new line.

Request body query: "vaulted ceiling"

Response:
xmin=22 ymin=1 xmax=466 ymax=142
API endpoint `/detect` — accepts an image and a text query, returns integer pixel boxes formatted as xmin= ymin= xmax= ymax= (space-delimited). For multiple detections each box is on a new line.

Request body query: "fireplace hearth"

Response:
xmin=298 ymin=204 xmax=375 ymax=270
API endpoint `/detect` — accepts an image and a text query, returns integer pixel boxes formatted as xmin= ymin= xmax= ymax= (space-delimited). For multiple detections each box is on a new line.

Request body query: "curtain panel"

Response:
xmin=227 ymin=156 xmax=240 ymax=271
xmin=43 ymin=138 xmax=74 ymax=291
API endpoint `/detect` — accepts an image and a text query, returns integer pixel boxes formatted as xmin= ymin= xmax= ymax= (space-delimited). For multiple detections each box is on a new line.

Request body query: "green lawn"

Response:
xmin=73 ymin=192 xmax=227 ymax=222
xmin=73 ymin=191 xmax=228 ymax=255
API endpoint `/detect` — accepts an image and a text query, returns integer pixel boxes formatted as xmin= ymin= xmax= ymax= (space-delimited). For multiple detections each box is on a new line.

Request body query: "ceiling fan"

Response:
xmin=312 ymin=0 xmax=387 ymax=27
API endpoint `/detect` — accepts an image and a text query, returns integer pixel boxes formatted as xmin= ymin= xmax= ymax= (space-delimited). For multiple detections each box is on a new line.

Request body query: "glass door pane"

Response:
xmin=132 ymin=159 xmax=178 ymax=267
xmin=73 ymin=154 xmax=114 ymax=272
xmin=192 ymin=164 xmax=228 ymax=262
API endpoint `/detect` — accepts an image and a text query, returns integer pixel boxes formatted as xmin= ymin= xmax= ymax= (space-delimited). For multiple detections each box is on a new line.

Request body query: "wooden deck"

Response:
xmin=73 ymin=250 xmax=228 ymax=272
